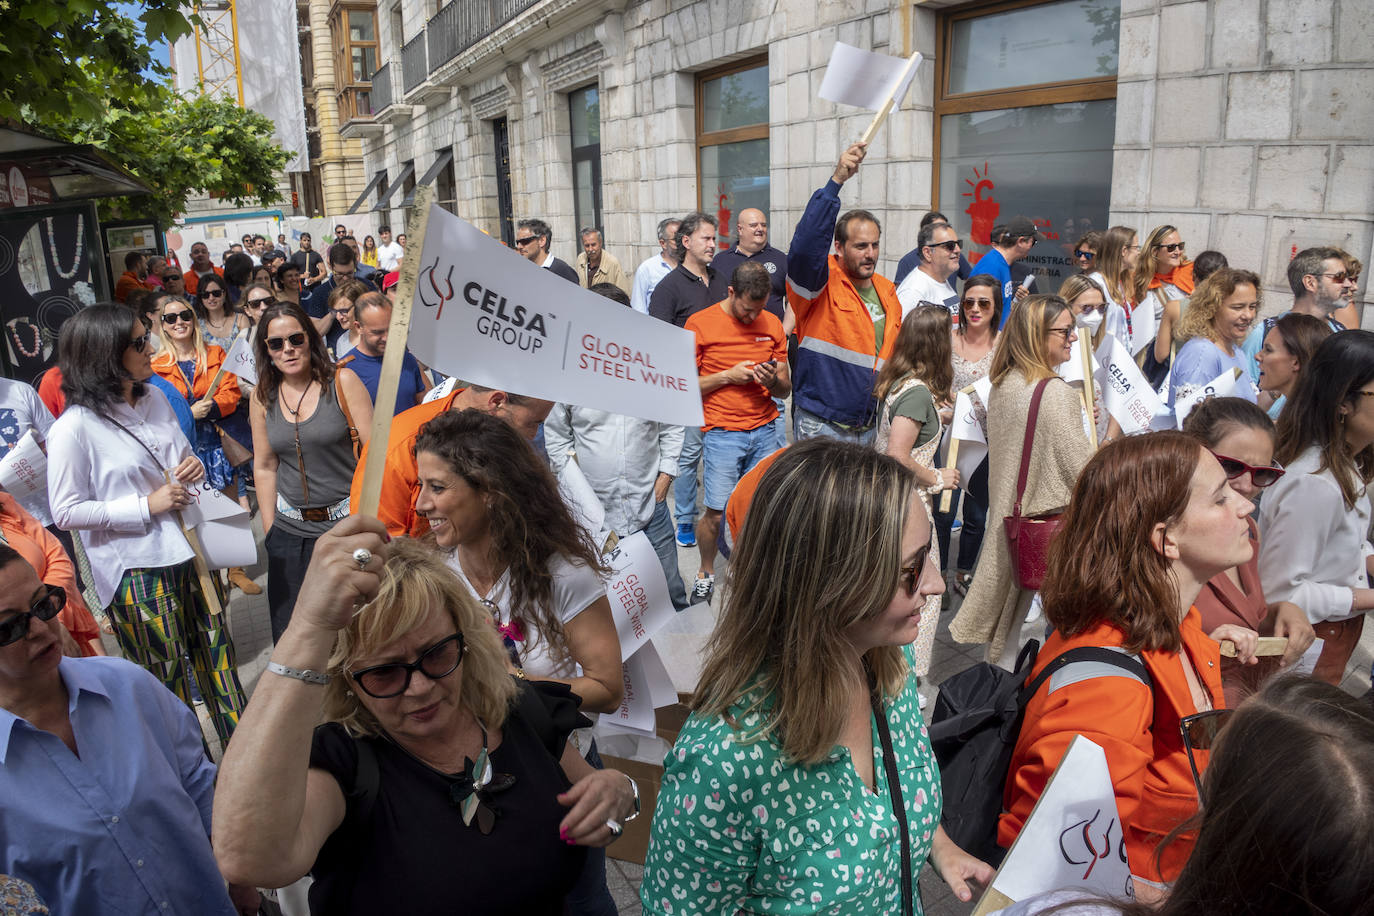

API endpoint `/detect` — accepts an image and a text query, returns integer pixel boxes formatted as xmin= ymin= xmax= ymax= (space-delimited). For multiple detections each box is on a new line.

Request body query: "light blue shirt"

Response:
xmin=1168 ymin=337 xmax=1258 ymax=408
xmin=630 ymin=255 xmax=675 ymax=314
xmin=0 ymin=657 xmax=235 ymax=916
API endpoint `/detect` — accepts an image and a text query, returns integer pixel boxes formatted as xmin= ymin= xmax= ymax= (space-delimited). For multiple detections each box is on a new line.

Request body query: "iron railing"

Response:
xmin=427 ymin=0 xmax=541 ymax=73
xmin=402 ymin=32 xmax=428 ymax=93
xmin=371 ymin=62 xmax=395 ymax=112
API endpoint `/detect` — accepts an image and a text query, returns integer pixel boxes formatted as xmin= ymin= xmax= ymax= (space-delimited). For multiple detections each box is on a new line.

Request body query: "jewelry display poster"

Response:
xmin=0 ymin=203 xmax=105 ymax=384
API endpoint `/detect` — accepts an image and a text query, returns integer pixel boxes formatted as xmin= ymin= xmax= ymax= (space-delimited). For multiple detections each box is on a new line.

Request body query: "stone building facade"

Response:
xmin=350 ymin=0 xmax=1370 ymax=323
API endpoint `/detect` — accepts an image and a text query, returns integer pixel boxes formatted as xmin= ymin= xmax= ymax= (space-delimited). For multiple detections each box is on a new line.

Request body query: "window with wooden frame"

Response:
xmin=696 ymin=56 xmax=768 ymax=250
xmin=934 ymin=0 xmax=1119 ymax=289
xmin=332 ymin=4 xmax=379 ymax=120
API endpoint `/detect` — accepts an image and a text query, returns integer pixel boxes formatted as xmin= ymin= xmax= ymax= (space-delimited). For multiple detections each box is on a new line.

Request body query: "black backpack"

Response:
xmin=927 ymin=640 xmax=1153 ymax=865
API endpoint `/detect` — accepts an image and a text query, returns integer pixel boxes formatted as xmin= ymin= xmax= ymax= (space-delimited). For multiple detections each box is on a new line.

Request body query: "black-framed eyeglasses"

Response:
xmin=514 ymin=236 xmax=537 ymax=247
xmin=1180 ymin=708 xmax=1233 ymax=806
xmin=201 ymin=289 xmax=224 ymax=299
xmin=926 ymin=239 xmax=963 ymax=252
xmin=899 ymin=546 xmax=933 ymax=597
xmin=266 ymin=332 xmax=307 ymax=352
xmin=1210 ymin=450 xmax=1284 ymax=488
xmin=1155 ymin=242 xmax=1186 ymax=253
xmin=1074 ymin=249 xmax=1095 ymax=260
xmin=0 ymin=585 xmax=67 ymax=647
xmin=1048 ymin=326 xmax=1075 ymax=339
xmin=349 ymin=633 xmax=466 ymax=698
xmin=162 ymin=309 xmax=195 ymax=325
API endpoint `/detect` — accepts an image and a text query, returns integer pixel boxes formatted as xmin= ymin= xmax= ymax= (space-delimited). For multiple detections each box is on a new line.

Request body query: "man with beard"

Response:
xmin=785 ymin=142 xmax=902 ymax=444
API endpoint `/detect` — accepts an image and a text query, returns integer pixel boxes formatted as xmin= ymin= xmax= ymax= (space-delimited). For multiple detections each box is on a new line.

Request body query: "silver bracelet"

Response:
xmin=620 ymin=771 xmax=641 ymax=822
xmin=266 ymin=661 xmax=330 ymax=685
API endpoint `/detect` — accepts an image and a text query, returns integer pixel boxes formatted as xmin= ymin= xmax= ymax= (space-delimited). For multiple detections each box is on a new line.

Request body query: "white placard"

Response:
xmin=818 ymin=42 xmax=923 ymax=112
xmin=1174 ymin=367 xmax=1242 ymax=428
xmin=0 ymin=430 xmax=46 ymax=502
xmin=405 ymin=205 xmax=704 ymax=427
xmin=950 ymin=377 xmax=992 ymax=489
xmin=1093 ymin=336 xmax=1173 ymax=435
xmin=602 ymin=641 xmax=677 ymax=736
xmin=224 ymin=334 xmax=258 ymax=387
xmin=985 ymin=735 xmax=1134 ymax=906
xmin=421 ymin=376 xmax=458 ymax=404
xmin=179 ymin=484 xmax=258 ymax=570
xmin=603 ymin=530 xmax=677 ymax=662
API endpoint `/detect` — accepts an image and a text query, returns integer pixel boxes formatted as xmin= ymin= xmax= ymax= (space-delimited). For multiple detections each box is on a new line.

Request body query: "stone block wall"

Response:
xmin=1113 ymin=0 xmax=1372 ymax=324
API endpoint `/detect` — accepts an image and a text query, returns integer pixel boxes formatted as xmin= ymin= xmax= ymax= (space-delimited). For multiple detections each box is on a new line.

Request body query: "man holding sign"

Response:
xmin=787 ymin=142 xmax=902 ymax=444
xmin=685 ymin=263 xmax=789 ymax=603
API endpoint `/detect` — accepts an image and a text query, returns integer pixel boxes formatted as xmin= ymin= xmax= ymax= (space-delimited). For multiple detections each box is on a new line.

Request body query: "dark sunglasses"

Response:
xmin=1319 ymin=272 xmax=1349 ymax=283
xmin=162 ymin=309 xmax=195 ymax=325
xmin=265 ymin=332 xmax=308 ymax=351
xmin=1210 ymin=450 xmax=1284 ymax=488
xmin=1074 ymin=249 xmax=1095 ymax=260
xmin=514 ymin=236 xmax=537 ymax=247
xmin=162 ymin=274 xmax=181 ymax=281
xmin=1155 ymin=242 xmax=1186 ymax=253
xmin=898 ymin=546 xmax=933 ymax=597
xmin=926 ymin=239 xmax=963 ymax=252
xmin=0 ymin=585 xmax=67 ymax=647
xmin=1180 ymin=708 xmax=1233 ymax=806
xmin=128 ymin=332 xmax=150 ymax=353
xmin=201 ymin=289 xmax=224 ymax=298
xmin=246 ymin=297 xmax=274 ymax=308
xmin=349 ymin=633 xmax=465 ymax=698
xmin=961 ymin=296 xmax=994 ymax=309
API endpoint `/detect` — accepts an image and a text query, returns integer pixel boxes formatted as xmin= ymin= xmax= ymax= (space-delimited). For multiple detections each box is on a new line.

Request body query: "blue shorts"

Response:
xmin=702 ymin=424 xmax=775 ymax=511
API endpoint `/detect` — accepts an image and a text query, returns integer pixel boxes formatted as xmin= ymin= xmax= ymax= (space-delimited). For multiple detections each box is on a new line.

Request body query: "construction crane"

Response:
xmin=190 ymin=0 xmax=245 ymax=103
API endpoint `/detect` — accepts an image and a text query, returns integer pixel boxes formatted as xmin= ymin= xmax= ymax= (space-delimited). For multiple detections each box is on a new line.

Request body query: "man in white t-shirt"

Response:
xmin=895 ymin=221 xmax=963 ymax=319
xmin=375 ymin=225 xmax=404 ymax=272
xmin=0 ymin=377 xmax=56 ymax=525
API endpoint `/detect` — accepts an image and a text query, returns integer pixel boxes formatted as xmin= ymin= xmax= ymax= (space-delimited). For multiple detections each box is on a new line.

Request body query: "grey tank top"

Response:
xmin=265 ymin=378 xmax=357 ymax=537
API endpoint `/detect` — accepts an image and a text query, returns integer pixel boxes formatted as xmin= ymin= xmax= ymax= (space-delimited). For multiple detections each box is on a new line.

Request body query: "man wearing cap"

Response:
xmin=972 ymin=216 xmax=1039 ymax=327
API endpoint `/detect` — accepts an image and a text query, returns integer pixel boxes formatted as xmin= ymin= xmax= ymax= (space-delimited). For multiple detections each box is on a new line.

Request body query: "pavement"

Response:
xmin=172 ymin=501 xmax=1373 ymax=915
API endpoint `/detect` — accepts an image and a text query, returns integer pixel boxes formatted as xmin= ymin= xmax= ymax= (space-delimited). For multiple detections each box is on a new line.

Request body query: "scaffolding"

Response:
xmin=191 ymin=0 xmax=245 ymax=103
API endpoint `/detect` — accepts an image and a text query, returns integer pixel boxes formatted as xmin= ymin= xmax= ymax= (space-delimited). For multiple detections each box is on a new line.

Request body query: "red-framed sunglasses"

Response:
xmin=1210 ymin=451 xmax=1284 ymax=488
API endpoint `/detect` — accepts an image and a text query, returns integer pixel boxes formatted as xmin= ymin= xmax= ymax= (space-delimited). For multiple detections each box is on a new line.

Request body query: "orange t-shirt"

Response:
xmin=686 ymin=302 xmax=787 ymax=432
xmin=349 ymin=388 xmax=464 ymax=537
xmin=183 ymin=266 xmax=225 ymax=296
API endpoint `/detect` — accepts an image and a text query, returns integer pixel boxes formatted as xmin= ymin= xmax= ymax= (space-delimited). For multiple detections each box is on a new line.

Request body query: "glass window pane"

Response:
xmin=353 ymin=47 xmax=376 ymax=82
xmin=699 ymin=138 xmax=769 ymax=250
xmin=573 ymin=159 xmax=595 ymax=233
xmin=702 ymin=64 xmax=768 ymax=133
xmin=939 ymin=100 xmax=1116 ymax=291
xmin=569 ymin=86 xmax=600 ymax=148
xmin=948 ymin=0 xmax=1119 ymax=95
xmin=349 ymin=10 xmax=375 ymax=42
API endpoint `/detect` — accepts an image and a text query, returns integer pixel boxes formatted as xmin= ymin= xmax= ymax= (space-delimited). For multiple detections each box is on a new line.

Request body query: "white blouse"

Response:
xmin=47 ymin=389 xmax=198 ymax=608
xmin=1258 ymin=445 xmax=1373 ymax=624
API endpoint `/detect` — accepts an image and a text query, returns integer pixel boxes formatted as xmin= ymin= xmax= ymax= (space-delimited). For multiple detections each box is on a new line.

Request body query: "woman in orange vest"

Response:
xmin=1001 ymin=432 xmax=1260 ymax=901
xmin=151 ymin=296 xmax=260 ymax=594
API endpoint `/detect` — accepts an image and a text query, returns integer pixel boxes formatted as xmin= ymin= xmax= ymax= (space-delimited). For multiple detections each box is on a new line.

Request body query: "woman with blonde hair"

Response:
xmin=1087 ymin=225 xmax=1139 ymax=351
xmin=1131 ymin=225 xmax=1194 ymax=385
xmin=875 ymin=303 xmax=959 ymax=683
xmin=950 ymin=295 xmax=1094 ymax=667
xmin=1059 ymin=273 xmax=1120 ymax=443
xmin=641 ymin=439 xmax=993 ymax=914
xmin=214 ymin=524 xmax=638 ymax=914
xmin=1169 ymin=267 xmax=1260 ymax=408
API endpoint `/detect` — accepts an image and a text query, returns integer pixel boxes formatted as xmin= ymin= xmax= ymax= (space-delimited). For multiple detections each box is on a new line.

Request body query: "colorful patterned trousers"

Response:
xmin=108 ymin=561 xmax=247 ymax=746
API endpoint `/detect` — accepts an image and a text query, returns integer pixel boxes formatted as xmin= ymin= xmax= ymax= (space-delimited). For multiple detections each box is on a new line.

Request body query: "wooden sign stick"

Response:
xmin=1220 ymin=636 xmax=1288 ymax=658
xmin=940 ymin=381 xmax=980 ymax=512
xmin=1079 ymin=333 xmax=1098 ymax=449
xmin=859 ymin=51 xmax=922 ymax=146
xmin=357 ymin=185 xmax=434 ymax=516
xmin=164 ymin=471 xmax=225 ymax=617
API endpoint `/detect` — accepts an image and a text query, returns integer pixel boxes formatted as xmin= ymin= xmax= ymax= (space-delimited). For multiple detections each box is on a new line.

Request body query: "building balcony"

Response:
xmin=426 ymin=0 xmax=541 ymax=82
xmin=402 ymin=31 xmax=448 ymax=107
xmin=371 ymin=61 xmax=415 ymax=124
xmin=337 ymin=86 xmax=384 ymax=139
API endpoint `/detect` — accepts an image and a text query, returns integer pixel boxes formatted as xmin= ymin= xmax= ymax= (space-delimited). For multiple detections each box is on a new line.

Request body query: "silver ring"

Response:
xmin=352 ymin=547 xmax=373 ymax=571
xmin=605 ymin=818 xmax=622 ymax=838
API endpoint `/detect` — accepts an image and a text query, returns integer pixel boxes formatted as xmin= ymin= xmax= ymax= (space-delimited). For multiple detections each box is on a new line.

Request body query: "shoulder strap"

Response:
xmin=871 ymin=688 xmax=914 ymax=916
xmin=1020 ymin=646 xmax=1153 ymax=708
xmin=333 ymin=369 xmax=361 ymax=459
xmin=1013 ymin=378 xmax=1052 ymax=515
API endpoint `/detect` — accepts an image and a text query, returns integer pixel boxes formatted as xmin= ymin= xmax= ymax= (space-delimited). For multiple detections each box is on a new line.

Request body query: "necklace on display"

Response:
xmin=44 ymin=214 xmax=84 ymax=280
xmin=8 ymin=321 xmax=40 ymax=359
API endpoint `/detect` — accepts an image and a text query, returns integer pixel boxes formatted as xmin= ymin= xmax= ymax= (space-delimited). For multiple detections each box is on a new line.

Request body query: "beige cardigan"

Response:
xmin=949 ymin=371 xmax=1093 ymax=661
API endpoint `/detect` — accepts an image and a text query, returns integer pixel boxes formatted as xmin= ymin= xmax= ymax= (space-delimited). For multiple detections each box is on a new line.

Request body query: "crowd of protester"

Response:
xmin=1 ymin=138 xmax=1371 ymax=916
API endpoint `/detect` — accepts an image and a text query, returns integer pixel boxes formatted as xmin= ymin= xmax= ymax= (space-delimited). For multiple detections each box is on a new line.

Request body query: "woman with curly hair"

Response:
xmin=1169 ymin=267 xmax=1260 ymax=408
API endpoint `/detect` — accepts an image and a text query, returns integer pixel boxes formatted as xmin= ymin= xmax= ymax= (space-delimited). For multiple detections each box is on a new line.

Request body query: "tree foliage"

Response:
xmin=5 ymin=0 xmax=291 ymax=224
